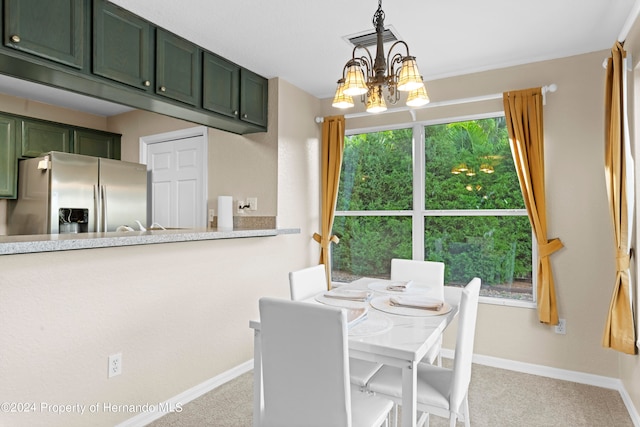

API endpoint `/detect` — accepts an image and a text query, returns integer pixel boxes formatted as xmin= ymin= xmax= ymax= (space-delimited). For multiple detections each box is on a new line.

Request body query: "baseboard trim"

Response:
xmin=115 ymin=360 xmax=253 ymax=427
xmin=440 ymin=349 xmax=640 ymax=427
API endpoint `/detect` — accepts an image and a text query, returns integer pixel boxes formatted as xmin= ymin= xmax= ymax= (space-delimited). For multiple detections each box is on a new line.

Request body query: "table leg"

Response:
xmin=401 ymin=361 xmax=418 ymax=427
xmin=253 ymin=329 xmax=263 ymax=427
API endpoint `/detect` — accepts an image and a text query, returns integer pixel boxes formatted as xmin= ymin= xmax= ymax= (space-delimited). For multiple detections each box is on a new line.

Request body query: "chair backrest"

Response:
xmin=449 ymin=277 xmax=481 ymax=412
xmin=288 ymin=264 xmax=327 ymax=301
xmin=259 ymin=297 xmax=352 ymax=427
xmin=390 ymin=258 xmax=445 ymax=289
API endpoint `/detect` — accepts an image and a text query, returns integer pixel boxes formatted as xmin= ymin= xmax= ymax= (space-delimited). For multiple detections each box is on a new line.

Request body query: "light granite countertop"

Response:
xmin=0 ymin=227 xmax=300 ymax=255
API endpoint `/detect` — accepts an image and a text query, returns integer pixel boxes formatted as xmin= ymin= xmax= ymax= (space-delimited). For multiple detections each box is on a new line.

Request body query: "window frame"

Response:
xmin=334 ymin=113 xmax=537 ymax=309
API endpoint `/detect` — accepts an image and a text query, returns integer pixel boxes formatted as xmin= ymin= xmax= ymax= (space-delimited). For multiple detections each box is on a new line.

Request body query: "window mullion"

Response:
xmin=412 ymin=124 xmax=425 ymax=261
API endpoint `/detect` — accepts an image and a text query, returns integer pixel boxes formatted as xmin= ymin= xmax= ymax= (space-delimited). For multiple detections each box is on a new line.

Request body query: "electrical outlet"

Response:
xmin=108 ymin=353 xmax=122 ymax=378
xmin=555 ymin=318 xmax=566 ymax=335
xmin=247 ymin=197 xmax=258 ymax=211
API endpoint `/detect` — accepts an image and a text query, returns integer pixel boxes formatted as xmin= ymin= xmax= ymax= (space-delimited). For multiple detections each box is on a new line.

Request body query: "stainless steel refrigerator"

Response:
xmin=8 ymin=151 xmax=148 ymax=235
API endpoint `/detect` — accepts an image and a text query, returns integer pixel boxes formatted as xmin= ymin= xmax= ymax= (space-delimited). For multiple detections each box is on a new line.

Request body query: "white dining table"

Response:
xmin=250 ymin=277 xmax=461 ymax=427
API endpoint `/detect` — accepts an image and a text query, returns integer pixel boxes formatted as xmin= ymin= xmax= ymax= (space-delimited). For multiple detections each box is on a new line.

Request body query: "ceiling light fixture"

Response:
xmin=332 ymin=0 xmax=429 ymax=113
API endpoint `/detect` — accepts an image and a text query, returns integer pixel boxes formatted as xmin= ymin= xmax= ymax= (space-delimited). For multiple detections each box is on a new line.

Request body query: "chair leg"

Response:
xmin=462 ymin=395 xmax=470 ymax=427
xmin=417 ymin=411 xmax=429 ymax=427
xmin=436 ymin=351 xmax=442 ymax=367
xmin=389 ymin=404 xmax=398 ymax=427
xmin=448 ymin=413 xmax=458 ymax=427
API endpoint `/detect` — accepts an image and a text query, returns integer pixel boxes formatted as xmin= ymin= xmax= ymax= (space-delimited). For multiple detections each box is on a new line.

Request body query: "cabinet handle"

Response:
xmin=143 ymin=80 xmax=150 ymax=87
xmin=159 ymin=86 xmax=166 ymax=92
xmin=242 ymin=113 xmax=248 ymax=119
xmin=10 ymin=35 xmax=20 ymax=43
xmin=233 ymin=110 xmax=238 ymax=116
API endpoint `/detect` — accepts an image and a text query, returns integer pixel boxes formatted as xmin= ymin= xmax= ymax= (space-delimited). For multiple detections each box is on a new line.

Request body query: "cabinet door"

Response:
xmin=93 ymin=0 xmax=153 ymax=91
xmin=240 ymin=69 xmax=268 ymax=128
xmin=73 ymin=129 xmax=121 ymax=160
xmin=156 ymin=29 xmax=201 ymax=106
xmin=202 ymin=52 xmax=240 ymax=119
xmin=20 ymin=120 xmax=72 ymax=157
xmin=0 ymin=116 xmax=17 ymax=198
xmin=4 ymin=0 xmax=86 ymax=69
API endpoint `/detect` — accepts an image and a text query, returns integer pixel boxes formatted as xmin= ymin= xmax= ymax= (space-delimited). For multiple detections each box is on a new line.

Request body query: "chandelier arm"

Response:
xmin=386 ymin=41 xmax=410 ymax=76
xmin=352 ymin=45 xmax=374 ymax=78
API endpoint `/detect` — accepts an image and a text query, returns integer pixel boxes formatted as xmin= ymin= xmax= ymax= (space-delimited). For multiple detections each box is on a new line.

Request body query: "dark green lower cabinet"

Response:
xmin=20 ymin=120 xmax=72 ymax=157
xmin=74 ymin=129 xmax=120 ymax=159
xmin=0 ymin=116 xmax=17 ymax=198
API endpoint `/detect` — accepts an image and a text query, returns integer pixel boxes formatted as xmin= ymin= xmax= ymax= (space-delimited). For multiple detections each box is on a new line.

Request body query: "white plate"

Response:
xmin=368 ymin=281 xmax=423 ymax=295
xmin=315 ymin=294 xmax=369 ymax=308
xmin=370 ymin=296 xmax=452 ymax=317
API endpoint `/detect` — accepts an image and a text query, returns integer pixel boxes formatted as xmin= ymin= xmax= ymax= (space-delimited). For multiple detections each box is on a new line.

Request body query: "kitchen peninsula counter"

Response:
xmin=0 ymin=227 xmax=300 ymax=255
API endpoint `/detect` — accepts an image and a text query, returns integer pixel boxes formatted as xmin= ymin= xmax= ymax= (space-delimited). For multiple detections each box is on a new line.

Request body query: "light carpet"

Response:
xmin=149 ymin=362 xmax=633 ymax=426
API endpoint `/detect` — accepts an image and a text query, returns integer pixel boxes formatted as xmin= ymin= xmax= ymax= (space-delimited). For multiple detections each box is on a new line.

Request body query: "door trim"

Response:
xmin=139 ymin=126 xmax=208 ymax=227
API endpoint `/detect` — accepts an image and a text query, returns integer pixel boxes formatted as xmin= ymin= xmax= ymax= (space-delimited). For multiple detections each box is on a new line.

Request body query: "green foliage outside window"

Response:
xmin=332 ymin=117 xmax=533 ymax=299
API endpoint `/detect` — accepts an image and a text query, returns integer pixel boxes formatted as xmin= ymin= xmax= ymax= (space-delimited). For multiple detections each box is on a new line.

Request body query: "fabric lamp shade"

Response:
xmin=397 ymin=57 xmax=423 ymax=91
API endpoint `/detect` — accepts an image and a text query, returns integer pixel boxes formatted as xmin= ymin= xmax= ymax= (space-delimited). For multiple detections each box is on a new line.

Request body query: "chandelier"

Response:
xmin=332 ymin=0 xmax=429 ymax=113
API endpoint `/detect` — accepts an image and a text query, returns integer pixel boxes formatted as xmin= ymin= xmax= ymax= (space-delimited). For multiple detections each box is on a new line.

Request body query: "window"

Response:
xmin=332 ymin=116 xmax=535 ymax=303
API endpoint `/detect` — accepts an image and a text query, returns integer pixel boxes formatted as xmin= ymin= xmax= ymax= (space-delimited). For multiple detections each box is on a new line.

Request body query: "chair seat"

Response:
xmin=350 ymin=384 xmax=394 ymax=427
xmin=367 ymin=364 xmax=453 ymax=412
xmin=349 ymin=358 xmax=383 ymax=387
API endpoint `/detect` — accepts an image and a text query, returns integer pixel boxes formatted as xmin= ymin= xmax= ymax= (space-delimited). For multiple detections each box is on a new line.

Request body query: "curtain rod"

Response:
xmin=314 ymin=83 xmax=558 ymax=123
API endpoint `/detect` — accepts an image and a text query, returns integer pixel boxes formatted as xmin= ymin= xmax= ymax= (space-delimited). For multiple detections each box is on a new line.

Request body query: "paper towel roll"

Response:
xmin=217 ymin=196 xmax=233 ymax=231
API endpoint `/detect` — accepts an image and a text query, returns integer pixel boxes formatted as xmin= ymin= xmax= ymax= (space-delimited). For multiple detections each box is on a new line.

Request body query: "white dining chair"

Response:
xmin=288 ymin=264 xmax=384 ymax=389
xmin=288 ymin=264 xmax=328 ymax=300
xmin=390 ymin=258 xmax=446 ymax=366
xmin=366 ymin=278 xmax=481 ymax=427
xmin=258 ymin=297 xmax=393 ymax=427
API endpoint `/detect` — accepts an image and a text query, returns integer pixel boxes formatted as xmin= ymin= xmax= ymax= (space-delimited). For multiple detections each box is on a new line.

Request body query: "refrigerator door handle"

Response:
xmin=101 ymin=185 xmax=108 ymax=232
xmin=94 ymin=185 xmax=101 ymax=233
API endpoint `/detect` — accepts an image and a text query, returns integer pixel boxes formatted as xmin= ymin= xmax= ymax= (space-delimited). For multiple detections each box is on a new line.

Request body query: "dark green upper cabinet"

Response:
xmin=93 ymin=0 xmax=154 ymax=91
xmin=0 ymin=115 xmax=17 ymax=198
xmin=203 ymin=53 xmax=268 ymax=129
xmin=4 ymin=0 xmax=86 ymax=70
xmin=240 ymin=69 xmax=268 ymax=128
xmin=202 ymin=52 xmax=239 ymax=120
xmin=20 ymin=120 xmax=71 ymax=157
xmin=73 ymin=129 xmax=121 ymax=160
xmin=156 ymin=29 xmax=201 ymax=106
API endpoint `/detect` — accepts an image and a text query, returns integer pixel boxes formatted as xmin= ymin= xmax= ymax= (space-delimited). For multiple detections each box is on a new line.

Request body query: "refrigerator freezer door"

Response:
xmin=99 ymin=158 xmax=148 ymax=232
xmin=49 ymin=152 xmax=99 ymax=234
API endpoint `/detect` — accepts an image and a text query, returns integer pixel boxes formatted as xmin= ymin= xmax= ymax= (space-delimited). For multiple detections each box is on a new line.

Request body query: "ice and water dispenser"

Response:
xmin=58 ymin=208 xmax=88 ymax=234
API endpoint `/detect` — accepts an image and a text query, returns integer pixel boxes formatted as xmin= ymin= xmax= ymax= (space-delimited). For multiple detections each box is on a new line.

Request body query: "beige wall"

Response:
xmin=0 ymin=78 xmax=321 ymax=426
xmin=322 ymin=51 xmax=624 ymax=376
xmin=618 ymin=13 xmax=640 ymax=419
xmin=2 ymin=47 xmax=640 ymax=424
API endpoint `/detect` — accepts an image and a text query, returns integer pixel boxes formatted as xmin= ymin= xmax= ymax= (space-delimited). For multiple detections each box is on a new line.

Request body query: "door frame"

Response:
xmin=139 ymin=126 xmax=208 ymax=227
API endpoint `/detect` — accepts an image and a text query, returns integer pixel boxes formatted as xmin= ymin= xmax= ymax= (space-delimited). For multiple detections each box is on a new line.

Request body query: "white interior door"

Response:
xmin=140 ymin=127 xmax=207 ymax=229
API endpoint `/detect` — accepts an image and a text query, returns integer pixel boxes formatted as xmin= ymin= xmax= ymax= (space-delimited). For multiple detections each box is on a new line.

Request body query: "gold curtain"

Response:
xmin=503 ymin=88 xmax=564 ymax=325
xmin=603 ymin=42 xmax=636 ymax=354
xmin=313 ymin=116 xmax=345 ymax=290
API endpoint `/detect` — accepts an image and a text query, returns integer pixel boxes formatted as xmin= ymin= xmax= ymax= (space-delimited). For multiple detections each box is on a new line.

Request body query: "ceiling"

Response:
xmin=0 ymin=0 xmax=636 ymax=116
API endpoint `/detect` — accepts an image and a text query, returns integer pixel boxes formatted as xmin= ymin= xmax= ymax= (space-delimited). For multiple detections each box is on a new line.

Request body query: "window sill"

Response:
xmin=479 ymin=296 xmax=537 ymax=309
